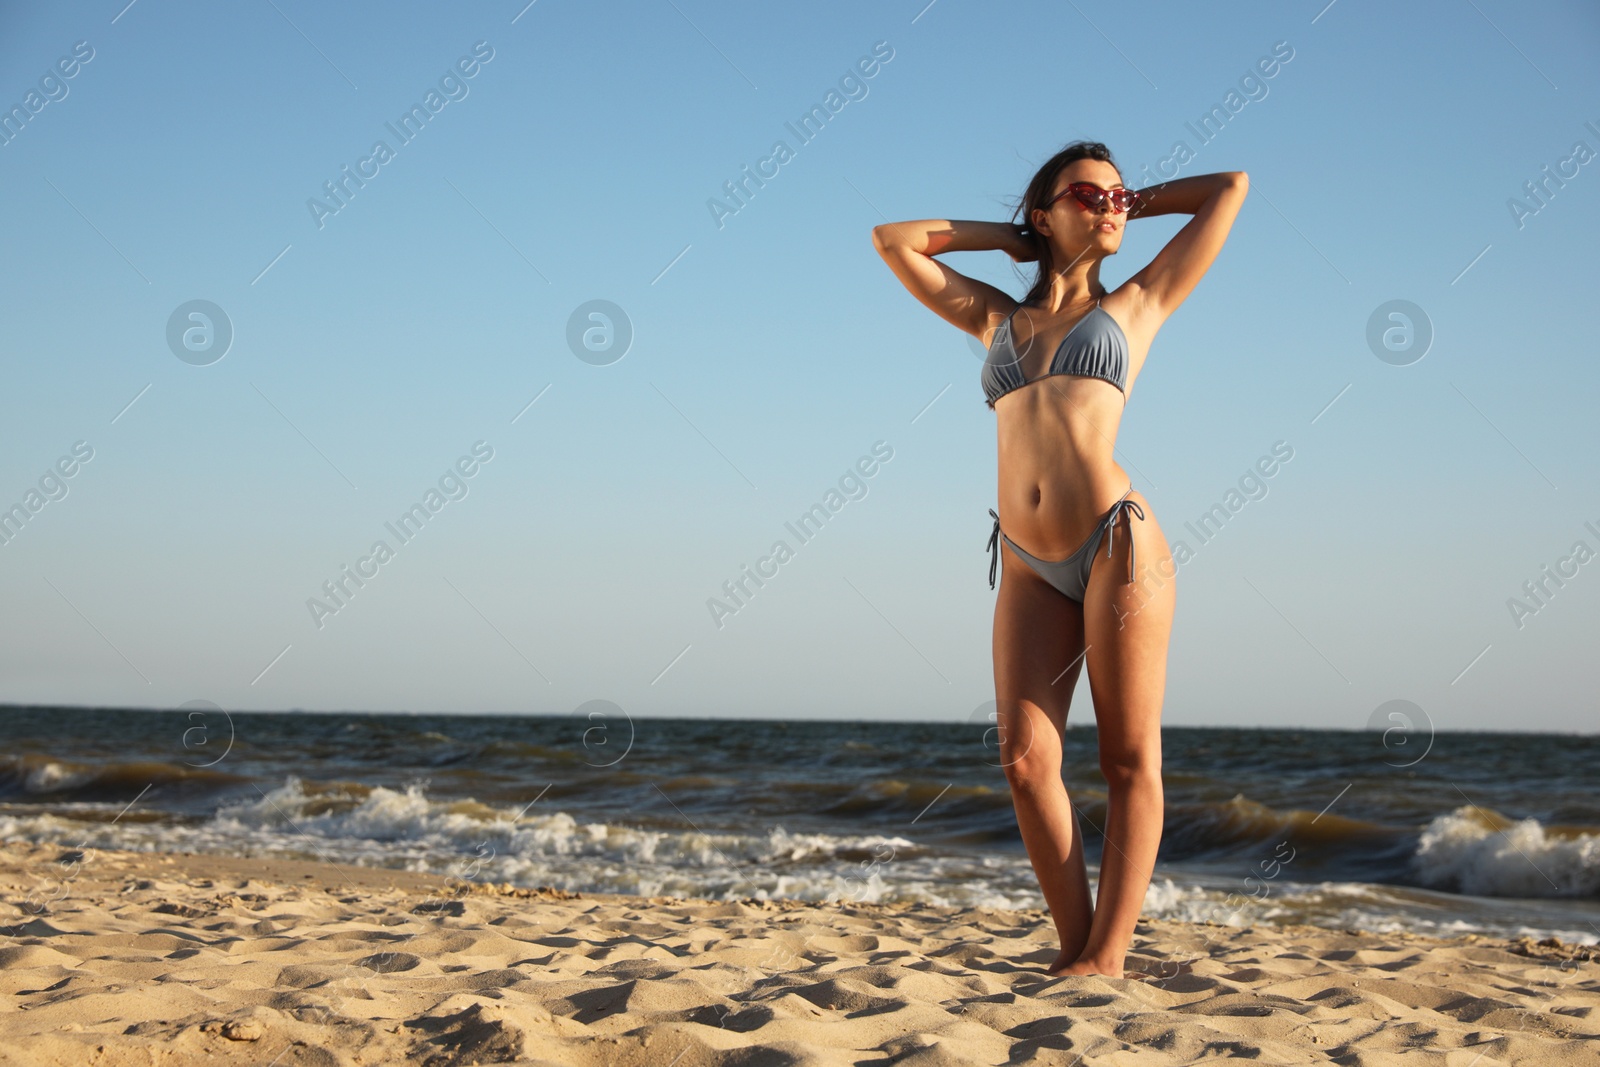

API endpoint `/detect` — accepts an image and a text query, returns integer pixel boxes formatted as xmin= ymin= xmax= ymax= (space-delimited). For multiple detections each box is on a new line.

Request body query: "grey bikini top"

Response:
xmin=981 ymin=298 xmax=1129 ymax=408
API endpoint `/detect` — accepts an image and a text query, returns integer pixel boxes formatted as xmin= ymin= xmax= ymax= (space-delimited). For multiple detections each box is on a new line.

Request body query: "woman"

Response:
xmin=871 ymin=141 xmax=1246 ymax=978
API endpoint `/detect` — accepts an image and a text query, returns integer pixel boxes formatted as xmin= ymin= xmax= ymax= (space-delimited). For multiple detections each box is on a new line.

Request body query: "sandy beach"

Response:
xmin=0 ymin=840 xmax=1596 ymax=1066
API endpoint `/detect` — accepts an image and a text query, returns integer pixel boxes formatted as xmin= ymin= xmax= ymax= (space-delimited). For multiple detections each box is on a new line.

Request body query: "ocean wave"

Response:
xmin=0 ymin=753 xmax=244 ymax=801
xmin=208 ymin=777 xmax=919 ymax=865
xmin=1412 ymin=806 xmax=1600 ymax=898
xmin=172 ymin=778 xmax=986 ymax=904
xmin=1159 ymin=792 xmax=1392 ymax=857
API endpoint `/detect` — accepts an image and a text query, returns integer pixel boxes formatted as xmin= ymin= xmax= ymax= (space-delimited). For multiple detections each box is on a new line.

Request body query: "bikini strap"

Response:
xmin=1101 ymin=489 xmax=1148 ymax=584
xmin=987 ymin=509 xmax=1001 ymax=590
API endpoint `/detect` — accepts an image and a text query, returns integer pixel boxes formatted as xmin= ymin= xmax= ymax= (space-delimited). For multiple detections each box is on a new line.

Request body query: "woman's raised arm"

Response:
xmin=871 ymin=220 xmax=1033 ymax=340
xmin=1124 ymin=171 xmax=1249 ymax=320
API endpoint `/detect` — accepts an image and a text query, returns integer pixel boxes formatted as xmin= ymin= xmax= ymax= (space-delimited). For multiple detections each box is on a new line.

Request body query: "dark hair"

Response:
xmin=1009 ymin=140 xmax=1123 ymax=307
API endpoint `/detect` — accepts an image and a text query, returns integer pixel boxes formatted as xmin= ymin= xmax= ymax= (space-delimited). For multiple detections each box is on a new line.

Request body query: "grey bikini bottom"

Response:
xmin=988 ymin=485 xmax=1146 ymax=603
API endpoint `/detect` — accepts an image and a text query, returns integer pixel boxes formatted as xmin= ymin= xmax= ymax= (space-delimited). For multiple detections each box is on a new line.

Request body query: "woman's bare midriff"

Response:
xmin=994 ymin=376 xmax=1131 ymax=558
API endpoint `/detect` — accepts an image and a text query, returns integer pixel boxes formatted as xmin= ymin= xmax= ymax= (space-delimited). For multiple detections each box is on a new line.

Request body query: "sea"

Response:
xmin=1 ymin=705 xmax=1596 ymax=945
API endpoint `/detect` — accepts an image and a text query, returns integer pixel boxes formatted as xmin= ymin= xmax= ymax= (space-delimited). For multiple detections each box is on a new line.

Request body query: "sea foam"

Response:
xmin=1412 ymin=805 xmax=1600 ymax=898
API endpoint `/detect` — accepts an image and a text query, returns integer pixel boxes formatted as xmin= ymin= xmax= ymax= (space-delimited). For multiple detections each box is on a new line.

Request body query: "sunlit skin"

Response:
xmin=873 ymin=157 xmax=1247 ymax=978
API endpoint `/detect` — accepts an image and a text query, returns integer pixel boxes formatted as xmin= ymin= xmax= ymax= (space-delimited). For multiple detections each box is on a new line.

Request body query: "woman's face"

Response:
xmin=1033 ymin=159 xmax=1129 ymax=257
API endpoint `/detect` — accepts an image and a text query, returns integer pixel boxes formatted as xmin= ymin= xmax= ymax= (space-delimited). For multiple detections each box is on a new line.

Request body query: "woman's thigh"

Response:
xmin=992 ymin=545 xmax=1090 ymax=770
xmin=1081 ymin=490 xmax=1176 ymax=764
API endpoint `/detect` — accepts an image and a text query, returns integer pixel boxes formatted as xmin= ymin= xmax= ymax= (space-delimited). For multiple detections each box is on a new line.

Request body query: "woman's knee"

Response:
xmin=1098 ymin=746 xmax=1161 ymax=789
xmin=999 ymin=727 xmax=1063 ymax=792
xmin=1003 ymin=750 xmax=1064 ymax=793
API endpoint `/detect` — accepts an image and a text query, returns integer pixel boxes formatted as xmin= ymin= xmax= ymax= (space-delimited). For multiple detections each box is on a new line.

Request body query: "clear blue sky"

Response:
xmin=1 ymin=0 xmax=1596 ymax=731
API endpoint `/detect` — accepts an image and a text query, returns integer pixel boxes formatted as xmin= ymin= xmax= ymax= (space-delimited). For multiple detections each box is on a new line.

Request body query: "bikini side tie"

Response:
xmin=987 ymin=509 xmax=1002 ymax=590
xmin=1102 ymin=497 xmax=1148 ymax=584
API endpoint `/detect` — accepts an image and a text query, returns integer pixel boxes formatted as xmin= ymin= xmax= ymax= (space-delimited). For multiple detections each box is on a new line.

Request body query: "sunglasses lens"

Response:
xmin=1071 ymin=186 xmax=1104 ymax=209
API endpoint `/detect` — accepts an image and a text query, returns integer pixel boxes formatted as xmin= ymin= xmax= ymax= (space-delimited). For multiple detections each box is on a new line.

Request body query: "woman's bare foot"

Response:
xmin=1045 ymin=952 xmax=1123 ymax=978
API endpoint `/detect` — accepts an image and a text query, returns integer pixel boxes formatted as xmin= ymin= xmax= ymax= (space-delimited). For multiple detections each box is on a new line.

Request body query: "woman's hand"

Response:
xmin=1005 ymin=223 xmax=1039 ymax=264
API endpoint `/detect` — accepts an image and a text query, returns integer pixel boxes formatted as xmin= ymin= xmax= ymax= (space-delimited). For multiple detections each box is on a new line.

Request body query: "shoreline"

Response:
xmin=3 ymin=839 xmax=1597 ymax=1065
